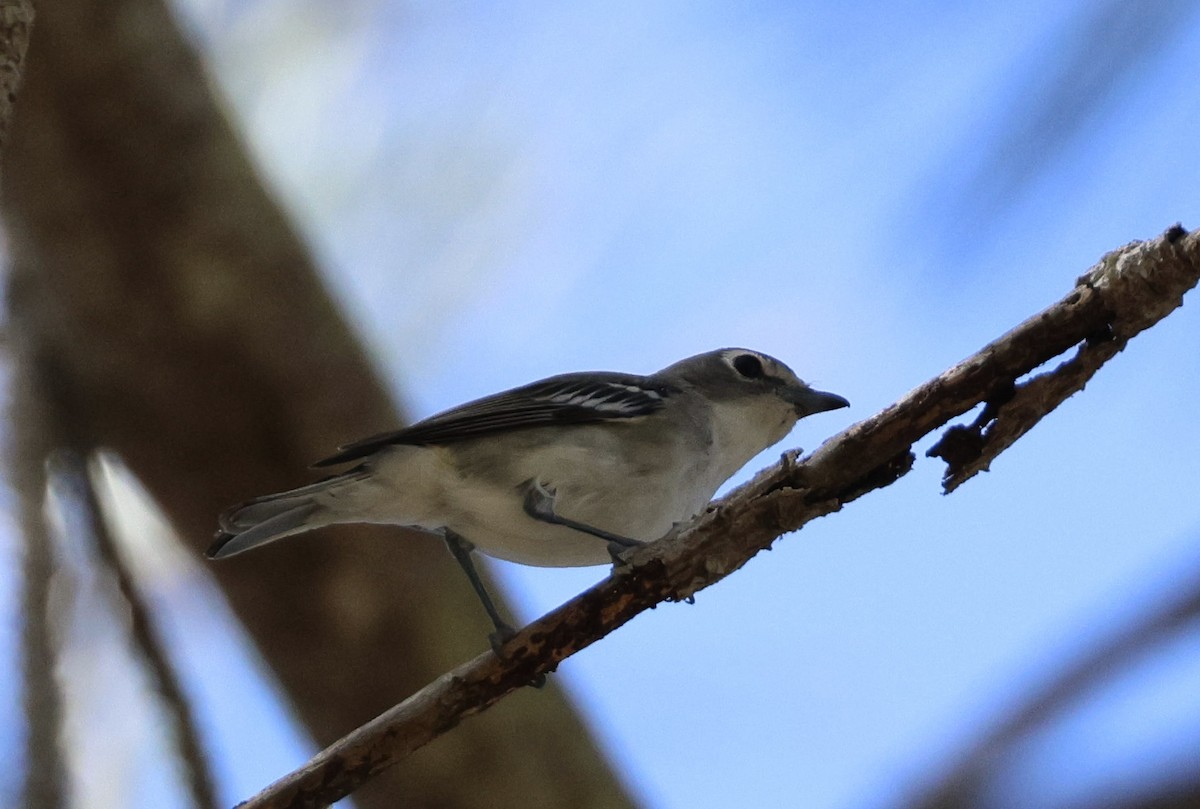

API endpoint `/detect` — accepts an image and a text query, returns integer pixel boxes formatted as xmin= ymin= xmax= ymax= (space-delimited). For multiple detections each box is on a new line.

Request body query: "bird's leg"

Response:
xmin=444 ymin=531 xmax=547 ymax=688
xmin=521 ymin=479 xmax=645 ymax=564
xmin=443 ymin=530 xmax=516 ymax=652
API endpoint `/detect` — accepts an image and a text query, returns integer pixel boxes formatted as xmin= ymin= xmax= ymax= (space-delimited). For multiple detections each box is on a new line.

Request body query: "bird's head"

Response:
xmin=662 ymin=348 xmax=849 ymax=462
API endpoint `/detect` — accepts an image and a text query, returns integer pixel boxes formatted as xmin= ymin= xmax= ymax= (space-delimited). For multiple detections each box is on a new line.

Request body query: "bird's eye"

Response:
xmin=732 ymin=353 xmax=765 ymax=379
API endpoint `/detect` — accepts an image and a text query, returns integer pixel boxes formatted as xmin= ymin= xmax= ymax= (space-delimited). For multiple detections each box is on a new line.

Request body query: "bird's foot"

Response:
xmin=607 ymin=539 xmax=637 ymax=571
xmin=488 ymin=622 xmax=519 ymax=657
xmin=487 ymin=624 xmax=547 ymax=688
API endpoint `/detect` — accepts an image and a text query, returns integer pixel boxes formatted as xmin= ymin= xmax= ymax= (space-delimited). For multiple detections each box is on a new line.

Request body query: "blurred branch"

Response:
xmin=10 ymin=262 xmax=219 ymax=806
xmin=12 ymin=345 xmax=67 ymax=809
xmin=1101 ymin=780 xmax=1200 ymax=809
xmin=6 ymin=8 xmax=55 ymax=807
xmin=918 ymin=0 xmax=1200 ymax=249
xmin=53 ymin=453 xmax=220 ymax=809
xmin=902 ymin=549 xmax=1200 ymax=809
xmin=240 ymin=227 xmax=1200 ymax=808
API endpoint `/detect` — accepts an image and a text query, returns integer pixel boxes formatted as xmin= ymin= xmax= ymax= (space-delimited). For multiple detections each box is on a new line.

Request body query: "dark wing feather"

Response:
xmin=313 ymin=372 xmax=677 ymax=467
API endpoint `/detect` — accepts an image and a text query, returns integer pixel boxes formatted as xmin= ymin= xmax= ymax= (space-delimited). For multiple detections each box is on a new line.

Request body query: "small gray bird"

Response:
xmin=209 ymin=348 xmax=847 ymax=641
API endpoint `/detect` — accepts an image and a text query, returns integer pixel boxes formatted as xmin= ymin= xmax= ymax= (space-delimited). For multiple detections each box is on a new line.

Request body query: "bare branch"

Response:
xmin=237 ymin=226 xmax=1200 ymax=808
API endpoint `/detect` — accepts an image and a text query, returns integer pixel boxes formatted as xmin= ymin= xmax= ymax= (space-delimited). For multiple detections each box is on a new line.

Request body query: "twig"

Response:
xmin=928 ymin=230 xmax=1194 ymax=492
xmin=240 ymin=226 xmax=1200 ymax=809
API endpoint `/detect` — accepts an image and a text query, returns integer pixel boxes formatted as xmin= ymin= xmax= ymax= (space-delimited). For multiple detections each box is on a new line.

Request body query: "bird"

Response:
xmin=209 ymin=348 xmax=848 ymax=644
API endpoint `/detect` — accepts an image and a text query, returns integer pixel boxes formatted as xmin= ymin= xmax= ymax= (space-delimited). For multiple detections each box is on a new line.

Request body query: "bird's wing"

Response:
xmin=313 ymin=372 xmax=677 ymax=466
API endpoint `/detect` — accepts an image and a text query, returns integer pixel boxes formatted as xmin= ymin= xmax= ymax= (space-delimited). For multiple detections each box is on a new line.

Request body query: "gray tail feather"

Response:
xmin=208 ymin=478 xmax=346 ymax=559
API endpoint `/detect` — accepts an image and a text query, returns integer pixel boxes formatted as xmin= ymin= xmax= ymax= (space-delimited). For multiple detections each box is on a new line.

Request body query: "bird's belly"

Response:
xmin=443 ymin=450 xmax=714 ymax=567
xmin=438 ymin=474 xmax=687 ymax=567
xmin=454 ymin=510 xmax=617 ymax=567
xmin=367 ymin=433 xmax=720 ymax=567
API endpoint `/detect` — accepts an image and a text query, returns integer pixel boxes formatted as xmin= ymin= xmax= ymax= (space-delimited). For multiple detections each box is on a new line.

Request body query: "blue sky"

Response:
xmin=5 ymin=1 xmax=1200 ymax=807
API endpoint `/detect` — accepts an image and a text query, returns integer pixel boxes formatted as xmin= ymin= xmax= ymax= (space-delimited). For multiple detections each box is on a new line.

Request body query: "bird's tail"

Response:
xmin=207 ymin=474 xmax=360 ymax=559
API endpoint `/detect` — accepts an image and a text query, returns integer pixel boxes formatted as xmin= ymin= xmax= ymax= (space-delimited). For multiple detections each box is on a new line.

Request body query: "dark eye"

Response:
xmin=732 ymin=353 xmax=764 ymax=379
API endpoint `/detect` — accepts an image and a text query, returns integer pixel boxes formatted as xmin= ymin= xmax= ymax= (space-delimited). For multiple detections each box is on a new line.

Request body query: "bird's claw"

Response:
xmin=488 ymin=623 xmax=519 ymax=657
xmin=607 ymin=540 xmax=636 ymax=571
xmin=488 ymin=624 xmax=548 ymax=688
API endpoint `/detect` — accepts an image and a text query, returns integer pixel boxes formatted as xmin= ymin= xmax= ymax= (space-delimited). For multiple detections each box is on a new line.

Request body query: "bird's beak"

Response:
xmin=783 ymin=385 xmax=850 ymax=416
